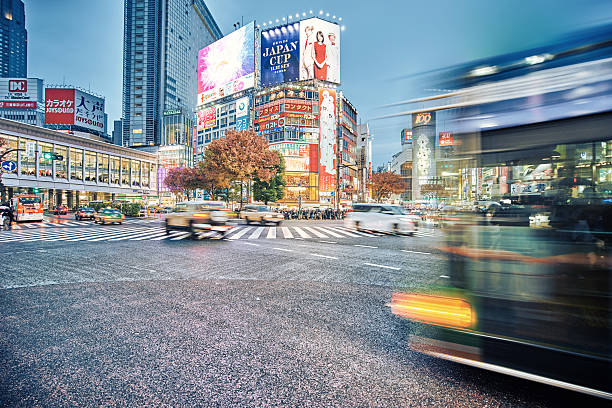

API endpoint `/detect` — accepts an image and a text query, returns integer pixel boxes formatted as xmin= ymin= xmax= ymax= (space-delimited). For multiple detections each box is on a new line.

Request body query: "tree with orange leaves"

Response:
xmin=368 ymin=171 xmax=407 ymax=202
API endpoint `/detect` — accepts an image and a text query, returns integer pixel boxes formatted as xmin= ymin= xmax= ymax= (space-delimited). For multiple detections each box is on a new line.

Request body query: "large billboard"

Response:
xmin=197 ymin=22 xmax=255 ymax=105
xmin=319 ymin=88 xmax=337 ymax=193
xmin=0 ymin=78 xmax=41 ymax=108
xmin=44 ymin=88 xmax=105 ymax=133
xmin=299 ymin=18 xmax=340 ymax=84
xmin=261 ymin=23 xmax=300 ymax=86
xmin=270 ymin=142 xmax=318 ymax=172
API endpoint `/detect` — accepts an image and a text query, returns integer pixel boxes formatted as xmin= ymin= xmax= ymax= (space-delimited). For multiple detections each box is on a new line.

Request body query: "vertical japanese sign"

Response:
xmin=318 ymin=88 xmax=337 ymax=193
xmin=235 ymin=96 xmax=249 ymax=131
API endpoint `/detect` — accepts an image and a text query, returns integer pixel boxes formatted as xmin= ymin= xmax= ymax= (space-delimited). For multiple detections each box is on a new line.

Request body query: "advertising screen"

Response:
xmin=299 ymin=18 xmax=340 ymax=84
xmin=197 ymin=22 xmax=255 ymax=105
xmin=261 ymin=23 xmax=301 ymax=86
xmin=197 ymin=106 xmax=217 ymax=130
xmin=438 ymin=132 xmax=454 ymax=146
xmin=45 ymin=88 xmax=105 ymax=133
xmin=270 ymin=142 xmax=318 ymax=172
xmin=319 ymin=88 xmax=337 ymax=192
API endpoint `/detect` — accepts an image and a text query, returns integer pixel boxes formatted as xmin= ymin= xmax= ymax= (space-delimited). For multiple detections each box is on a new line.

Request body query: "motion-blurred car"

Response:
xmin=94 ymin=208 xmax=124 ymax=225
xmin=345 ymin=203 xmax=416 ymax=235
xmin=54 ymin=205 xmax=68 ymax=215
xmin=165 ymin=201 xmax=235 ymax=237
xmin=75 ymin=207 xmax=96 ymax=221
xmin=241 ymin=205 xmax=283 ymax=225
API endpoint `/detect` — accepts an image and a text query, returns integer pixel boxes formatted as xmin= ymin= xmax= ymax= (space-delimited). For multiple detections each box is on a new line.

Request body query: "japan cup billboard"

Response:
xmin=197 ymin=22 xmax=255 ymax=105
xmin=261 ymin=23 xmax=300 ymax=86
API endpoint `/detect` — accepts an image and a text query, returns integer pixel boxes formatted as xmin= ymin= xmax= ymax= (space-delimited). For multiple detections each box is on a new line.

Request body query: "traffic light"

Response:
xmin=42 ymin=152 xmax=64 ymax=161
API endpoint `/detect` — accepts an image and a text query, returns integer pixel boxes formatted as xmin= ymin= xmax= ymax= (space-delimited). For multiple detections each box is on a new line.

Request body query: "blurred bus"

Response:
xmin=392 ymin=24 xmax=612 ymax=399
xmin=11 ymin=194 xmax=44 ymax=222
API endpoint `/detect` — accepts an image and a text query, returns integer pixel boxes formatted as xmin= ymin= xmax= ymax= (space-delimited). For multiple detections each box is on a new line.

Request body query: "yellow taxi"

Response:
xmin=94 ymin=208 xmax=125 ymax=225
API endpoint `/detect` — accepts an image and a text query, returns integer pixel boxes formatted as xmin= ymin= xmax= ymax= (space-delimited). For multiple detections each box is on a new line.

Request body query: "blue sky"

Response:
xmin=25 ymin=0 xmax=612 ymax=165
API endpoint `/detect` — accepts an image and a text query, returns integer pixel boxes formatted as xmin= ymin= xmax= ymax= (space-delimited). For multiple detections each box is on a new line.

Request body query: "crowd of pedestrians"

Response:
xmin=279 ymin=208 xmax=346 ymax=220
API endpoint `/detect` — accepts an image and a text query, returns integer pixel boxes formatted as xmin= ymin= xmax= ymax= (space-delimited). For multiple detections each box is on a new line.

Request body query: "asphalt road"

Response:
xmin=0 ymin=217 xmax=604 ymax=406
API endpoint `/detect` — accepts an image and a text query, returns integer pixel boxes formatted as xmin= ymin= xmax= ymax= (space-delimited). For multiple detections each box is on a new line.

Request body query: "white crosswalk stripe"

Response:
xmin=0 ymin=224 xmax=411 ymax=243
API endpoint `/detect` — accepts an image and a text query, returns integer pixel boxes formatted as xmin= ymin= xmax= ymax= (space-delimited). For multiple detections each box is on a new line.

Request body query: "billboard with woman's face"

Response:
xmin=299 ymin=18 xmax=340 ymax=84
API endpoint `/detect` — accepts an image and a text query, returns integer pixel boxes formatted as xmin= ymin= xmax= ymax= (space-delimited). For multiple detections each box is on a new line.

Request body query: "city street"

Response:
xmin=0 ymin=219 xmax=601 ymax=406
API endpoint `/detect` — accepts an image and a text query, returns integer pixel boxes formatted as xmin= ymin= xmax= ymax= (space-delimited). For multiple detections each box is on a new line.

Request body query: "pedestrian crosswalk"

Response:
xmin=8 ymin=218 xmax=163 ymax=230
xmin=0 ymin=224 xmax=440 ymax=243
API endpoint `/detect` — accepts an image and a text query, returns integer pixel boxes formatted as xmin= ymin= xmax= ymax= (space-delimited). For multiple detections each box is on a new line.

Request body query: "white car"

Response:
xmin=345 ymin=204 xmax=416 ymax=235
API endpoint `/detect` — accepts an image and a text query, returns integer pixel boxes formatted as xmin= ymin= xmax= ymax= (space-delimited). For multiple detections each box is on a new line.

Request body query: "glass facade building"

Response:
xmin=122 ymin=0 xmax=221 ymax=155
xmin=0 ymin=0 xmax=26 ymax=78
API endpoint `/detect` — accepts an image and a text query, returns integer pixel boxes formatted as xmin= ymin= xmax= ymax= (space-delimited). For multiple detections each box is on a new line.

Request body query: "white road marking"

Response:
xmin=243 ymin=242 xmax=259 ymax=246
xmin=169 ymin=232 xmax=191 ymax=240
xmin=130 ymin=231 xmax=169 ymax=240
xmin=151 ymin=231 xmax=184 ymax=240
xmin=272 ymin=247 xmax=293 ymax=252
xmin=364 ymin=262 xmax=401 ymax=271
xmin=228 ymin=226 xmax=253 ymax=240
xmin=292 ymin=227 xmax=311 ymax=238
xmin=303 ymin=226 xmax=327 ymax=238
xmin=319 ymin=240 xmax=337 ymax=244
xmin=401 ymin=249 xmax=432 ymax=255
xmin=354 ymin=244 xmax=378 ymax=248
xmin=440 ymin=275 xmax=450 ymax=279
xmin=313 ymin=226 xmax=343 ymax=238
xmin=310 ymin=253 xmax=338 ymax=260
xmin=281 ymin=227 xmax=293 ymax=239
xmin=266 ymin=227 xmax=276 ymax=239
xmin=333 ymin=227 xmax=363 ymax=237
xmin=248 ymin=227 xmax=265 ymax=239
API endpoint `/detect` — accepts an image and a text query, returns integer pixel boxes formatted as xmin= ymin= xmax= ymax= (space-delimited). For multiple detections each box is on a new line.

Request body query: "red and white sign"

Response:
xmin=9 ymin=80 xmax=27 ymax=93
xmin=44 ymin=88 xmax=105 ymax=132
xmin=438 ymin=132 xmax=454 ymax=146
xmin=197 ymin=106 xmax=217 ymax=130
xmin=0 ymin=101 xmax=36 ymax=109
xmin=45 ymin=88 xmax=76 ymax=125
xmin=404 ymin=129 xmax=412 ymax=142
xmin=284 ymin=102 xmax=312 ymax=113
xmin=0 ymin=78 xmax=41 ymax=103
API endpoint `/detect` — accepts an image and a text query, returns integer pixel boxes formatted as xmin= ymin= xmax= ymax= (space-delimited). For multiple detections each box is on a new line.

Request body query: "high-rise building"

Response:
xmin=112 ymin=119 xmax=123 ymax=146
xmin=0 ymin=0 xmax=27 ymax=78
xmin=122 ymin=0 xmax=221 ymax=166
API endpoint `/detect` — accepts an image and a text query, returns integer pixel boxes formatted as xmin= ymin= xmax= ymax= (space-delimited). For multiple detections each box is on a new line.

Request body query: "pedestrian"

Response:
xmin=0 ymin=201 xmax=14 ymax=231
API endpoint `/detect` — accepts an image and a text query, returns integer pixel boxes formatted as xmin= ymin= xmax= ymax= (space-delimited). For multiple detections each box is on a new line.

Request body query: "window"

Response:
xmin=38 ymin=142 xmax=54 ymax=177
xmin=84 ymin=151 xmax=97 ymax=182
xmin=110 ymin=156 xmax=121 ymax=185
xmin=121 ymin=158 xmax=130 ymax=185
xmin=19 ymin=138 xmax=36 ymax=176
xmin=98 ymin=154 xmax=109 ymax=183
xmin=131 ymin=160 xmax=141 ymax=186
xmin=55 ymin=145 xmax=67 ymax=179
xmin=0 ymin=135 xmax=17 ymax=174
xmin=70 ymin=148 xmax=83 ymax=181
xmin=142 ymin=162 xmax=150 ymax=188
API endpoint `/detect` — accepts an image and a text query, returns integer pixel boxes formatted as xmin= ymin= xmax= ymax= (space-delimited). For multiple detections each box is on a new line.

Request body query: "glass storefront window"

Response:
xmin=19 ymin=138 xmax=36 ymax=176
xmin=142 ymin=161 xmax=150 ymax=188
xmin=0 ymin=135 xmax=18 ymax=174
xmin=54 ymin=145 xmax=67 ymax=179
xmin=84 ymin=151 xmax=97 ymax=182
xmin=70 ymin=148 xmax=83 ymax=181
xmin=131 ymin=160 xmax=141 ymax=186
xmin=98 ymin=154 xmax=109 ymax=183
xmin=150 ymin=164 xmax=158 ymax=191
xmin=110 ymin=156 xmax=120 ymax=185
xmin=38 ymin=142 xmax=54 ymax=177
xmin=121 ymin=158 xmax=130 ymax=185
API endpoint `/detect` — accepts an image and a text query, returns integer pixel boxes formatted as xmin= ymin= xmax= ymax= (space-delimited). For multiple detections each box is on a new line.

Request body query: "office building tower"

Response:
xmin=0 ymin=0 xmax=27 ymax=78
